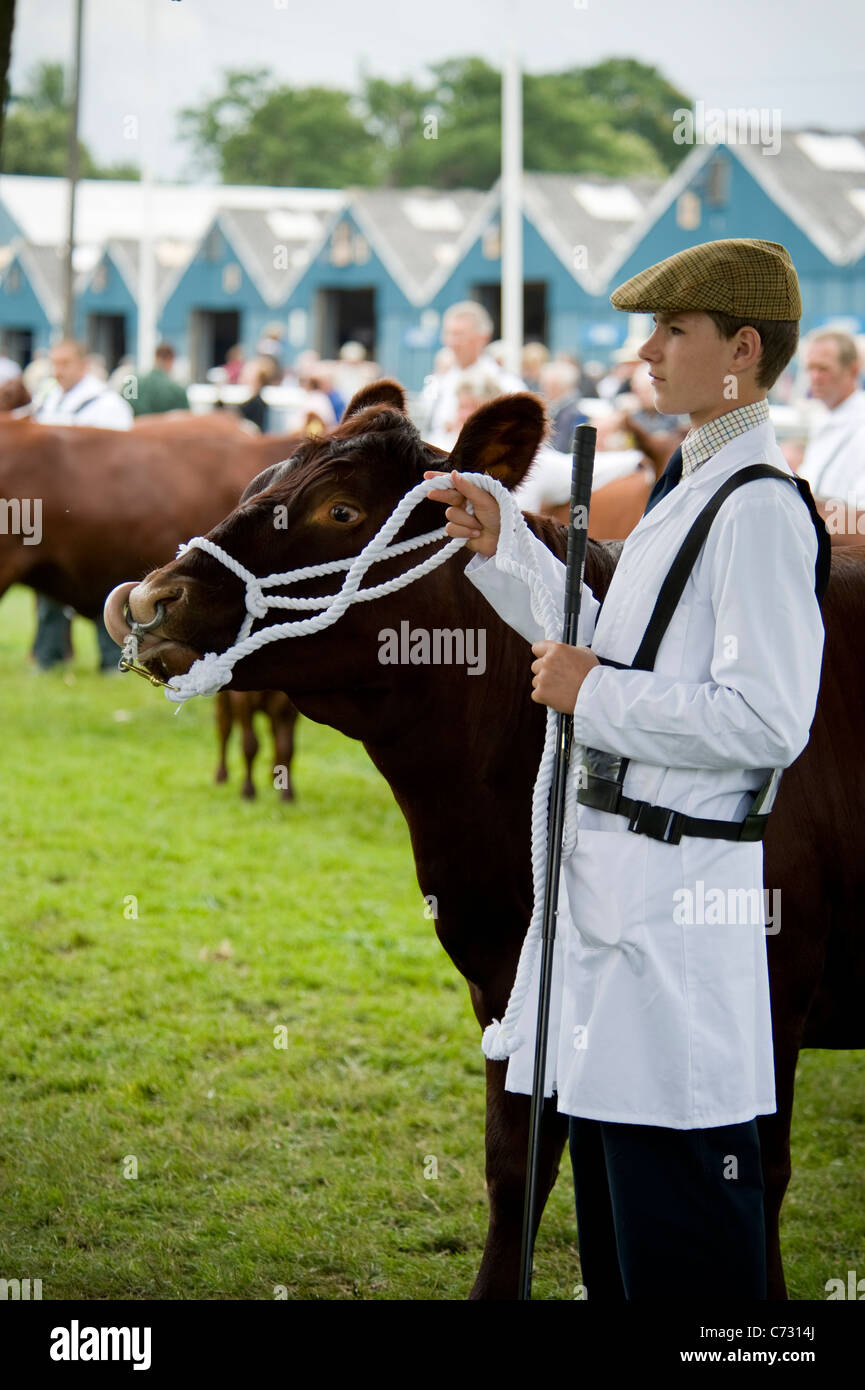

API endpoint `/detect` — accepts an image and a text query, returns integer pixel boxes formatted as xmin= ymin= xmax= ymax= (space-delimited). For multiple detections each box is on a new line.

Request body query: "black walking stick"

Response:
xmin=518 ymin=422 xmax=596 ymax=1300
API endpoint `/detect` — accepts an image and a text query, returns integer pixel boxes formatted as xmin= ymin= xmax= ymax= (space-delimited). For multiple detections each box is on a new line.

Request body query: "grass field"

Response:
xmin=0 ymin=584 xmax=862 ymax=1301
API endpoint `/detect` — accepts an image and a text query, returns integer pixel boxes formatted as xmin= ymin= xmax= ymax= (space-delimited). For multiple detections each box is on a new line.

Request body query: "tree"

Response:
xmin=178 ymin=57 xmax=691 ymax=191
xmin=178 ymin=69 xmax=378 ymax=187
xmin=0 ymin=0 xmax=17 ymax=161
xmin=580 ymin=57 xmax=692 ymax=172
xmin=1 ymin=62 xmax=139 ymax=178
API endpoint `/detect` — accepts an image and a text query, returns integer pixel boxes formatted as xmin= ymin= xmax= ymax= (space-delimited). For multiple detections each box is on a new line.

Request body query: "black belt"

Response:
xmin=578 ymin=770 xmax=770 ymax=844
xmin=575 ymin=463 xmax=829 ymax=844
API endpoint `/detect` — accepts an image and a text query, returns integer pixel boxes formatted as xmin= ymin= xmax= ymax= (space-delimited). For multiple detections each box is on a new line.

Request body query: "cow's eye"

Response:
xmin=330 ymin=503 xmax=360 ymax=523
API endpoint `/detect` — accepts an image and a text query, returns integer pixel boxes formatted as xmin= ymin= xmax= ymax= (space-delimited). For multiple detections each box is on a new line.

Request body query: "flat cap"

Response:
xmin=610 ymin=238 xmax=802 ymax=320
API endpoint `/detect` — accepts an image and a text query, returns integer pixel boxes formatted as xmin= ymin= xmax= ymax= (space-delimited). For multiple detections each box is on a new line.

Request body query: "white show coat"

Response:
xmin=35 ymin=373 xmax=133 ymax=430
xmin=799 ymin=389 xmax=865 ymax=503
xmin=465 ymin=420 xmax=824 ymax=1128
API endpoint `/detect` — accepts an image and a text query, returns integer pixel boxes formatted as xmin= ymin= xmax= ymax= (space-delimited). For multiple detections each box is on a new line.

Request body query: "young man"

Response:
xmin=425 ymin=239 xmax=827 ymax=1300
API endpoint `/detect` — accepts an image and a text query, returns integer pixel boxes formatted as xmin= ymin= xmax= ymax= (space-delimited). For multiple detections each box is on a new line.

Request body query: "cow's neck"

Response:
xmin=284 ymin=537 xmax=616 ymax=966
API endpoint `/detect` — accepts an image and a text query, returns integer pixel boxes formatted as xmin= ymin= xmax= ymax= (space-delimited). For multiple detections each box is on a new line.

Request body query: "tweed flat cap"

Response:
xmin=610 ymin=239 xmax=802 ymax=320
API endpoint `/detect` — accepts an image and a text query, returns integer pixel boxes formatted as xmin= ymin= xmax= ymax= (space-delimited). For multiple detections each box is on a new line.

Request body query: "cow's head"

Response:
xmin=104 ymin=379 xmax=547 ymax=700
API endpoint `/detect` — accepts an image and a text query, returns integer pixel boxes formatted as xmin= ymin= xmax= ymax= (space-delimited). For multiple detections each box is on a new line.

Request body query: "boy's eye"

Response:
xmin=669 ymin=326 xmax=684 ymax=335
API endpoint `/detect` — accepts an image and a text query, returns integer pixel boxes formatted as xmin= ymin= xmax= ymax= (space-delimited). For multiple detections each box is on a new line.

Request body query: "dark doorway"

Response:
xmin=189 ymin=309 xmax=242 ymax=381
xmin=471 ymin=281 xmax=548 ymax=344
xmin=88 ymin=314 xmax=127 ymax=373
xmin=1 ymin=328 xmax=34 ymax=367
xmin=316 ymin=288 xmax=376 ymax=359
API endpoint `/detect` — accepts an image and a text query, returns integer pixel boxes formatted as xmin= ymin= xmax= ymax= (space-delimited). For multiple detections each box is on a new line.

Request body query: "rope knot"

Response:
xmin=245 ymin=582 xmax=268 ymax=619
xmin=481 ymin=1019 xmax=524 ymax=1060
xmin=165 ymin=649 xmax=234 ymax=702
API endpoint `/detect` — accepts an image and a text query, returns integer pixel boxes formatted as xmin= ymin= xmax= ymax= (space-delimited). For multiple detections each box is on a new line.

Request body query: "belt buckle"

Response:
xmin=628 ymin=801 xmax=683 ymax=843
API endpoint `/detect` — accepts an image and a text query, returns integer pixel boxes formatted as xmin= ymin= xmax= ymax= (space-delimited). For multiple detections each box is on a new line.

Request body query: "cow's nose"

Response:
xmin=126 ymin=578 xmax=184 ymax=629
xmin=103 ymin=581 xmax=137 ymax=643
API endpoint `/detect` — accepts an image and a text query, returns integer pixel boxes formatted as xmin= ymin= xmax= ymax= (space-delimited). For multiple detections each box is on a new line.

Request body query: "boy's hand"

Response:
xmin=423 ymin=469 xmax=502 ymax=556
xmin=530 ymin=640 xmax=600 ymax=712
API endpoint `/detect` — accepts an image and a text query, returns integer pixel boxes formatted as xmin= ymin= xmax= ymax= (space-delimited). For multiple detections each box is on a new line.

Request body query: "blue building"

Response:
xmin=159 ymin=202 xmax=342 ymax=379
xmin=3 ymin=132 xmax=865 ymax=388
xmin=594 ymin=134 xmax=865 ymax=343
xmin=282 ymin=188 xmax=494 ymax=388
xmin=0 ymin=240 xmax=68 ymax=361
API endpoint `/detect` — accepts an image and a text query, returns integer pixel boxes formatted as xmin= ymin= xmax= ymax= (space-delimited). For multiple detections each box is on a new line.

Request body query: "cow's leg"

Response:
xmin=271 ymin=700 xmax=297 ymax=802
xmin=470 ymin=1057 xmax=568 ymax=1300
xmin=214 ymin=692 xmax=232 ymax=784
xmin=239 ymin=699 xmax=259 ymax=799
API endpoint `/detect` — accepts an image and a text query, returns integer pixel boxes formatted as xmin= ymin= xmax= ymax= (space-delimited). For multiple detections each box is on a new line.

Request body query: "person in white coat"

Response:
xmin=35 ymin=339 xmax=134 ymax=431
xmin=798 ymin=329 xmax=865 ymax=513
xmin=425 ymin=239 xmax=827 ymax=1300
xmin=32 ymin=339 xmax=133 ymax=670
xmin=419 ymin=301 xmax=525 ymax=438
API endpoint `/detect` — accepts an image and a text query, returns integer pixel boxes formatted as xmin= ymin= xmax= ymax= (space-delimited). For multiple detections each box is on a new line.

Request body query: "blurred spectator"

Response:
xmin=287 ymin=366 xmax=337 ymax=435
xmin=429 ymin=368 xmax=503 ymax=451
xmin=224 ymin=344 xmax=245 ymax=385
xmin=420 ymin=301 xmax=525 ymax=436
xmin=577 ymin=358 xmax=606 ymax=398
xmin=107 ymin=355 xmax=136 ymax=398
xmin=334 ymin=340 xmax=375 ymax=402
xmin=521 ymin=341 xmax=550 ymax=391
xmin=432 ymin=346 xmax=455 ymax=376
xmin=539 ymin=359 xmax=588 ymax=452
xmin=0 ymin=346 xmax=21 ymax=384
xmin=238 ymin=360 xmax=271 ymax=433
xmin=256 ymin=321 xmax=285 ymax=374
xmin=32 ymin=338 xmax=131 ymax=671
xmin=799 ymin=329 xmax=865 ymax=502
xmin=625 ymin=361 xmax=685 ymax=434
xmin=131 ymin=343 xmax=189 ymax=417
xmin=309 ymin=362 xmax=345 ymax=422
xmin=288 ymin=348 xmax=321 ymax=387
xmin=35 ymin=339 xmax=133 ymax=430
xmin=597 ymin=333 xmax=644 ymax=400
xmin=553 ymin=350 xmax=599 ymax=399
xmin=22 ymin=348 xmax=53 ymax=403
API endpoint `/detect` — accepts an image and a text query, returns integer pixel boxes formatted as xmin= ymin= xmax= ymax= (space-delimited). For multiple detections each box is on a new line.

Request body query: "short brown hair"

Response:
xmin=705 ymin=311 xmax=799 ymax=390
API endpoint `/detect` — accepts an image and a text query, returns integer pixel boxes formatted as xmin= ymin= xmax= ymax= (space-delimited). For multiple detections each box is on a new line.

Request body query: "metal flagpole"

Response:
xmin=62 ymin=0 xmax=84 ymax=339
xmin=501 ymin=36 xmax=523 ymax=379
xmin=137 ymin=0 xmax=157 ymax=375
xmin=519 ymin=422 xmax=597 ymax=1300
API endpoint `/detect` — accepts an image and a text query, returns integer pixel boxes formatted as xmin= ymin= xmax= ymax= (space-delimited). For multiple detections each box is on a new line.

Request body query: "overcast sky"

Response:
xmin=9 ymin=0 xmax=865 ymax=181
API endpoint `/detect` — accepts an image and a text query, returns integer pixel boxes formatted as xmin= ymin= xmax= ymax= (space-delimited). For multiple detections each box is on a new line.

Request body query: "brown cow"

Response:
xmin=0 ymin=416 xmax=307 ymax=621
xmin=104 ymin=381 xmax=865 ymax=1301
xmin=0 ymin=376 xmax=30 ymax=413
xmin=215 ymin=690 xmax=300 ymax=801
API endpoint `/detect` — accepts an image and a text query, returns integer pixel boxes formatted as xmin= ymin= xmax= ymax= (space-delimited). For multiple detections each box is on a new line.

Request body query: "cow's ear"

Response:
xmin=344 ymin=378 xmax=407 ymax=418
xmin=447 ymin=393 xmax=547 ymax=490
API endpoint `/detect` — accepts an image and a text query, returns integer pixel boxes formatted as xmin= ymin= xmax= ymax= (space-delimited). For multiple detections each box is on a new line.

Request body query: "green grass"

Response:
xmin=0 ymin=585 xmax=862 ymax=1300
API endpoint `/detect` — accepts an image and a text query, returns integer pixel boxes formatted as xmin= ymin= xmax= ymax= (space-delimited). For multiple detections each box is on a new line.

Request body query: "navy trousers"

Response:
xmin=568 ymin=1115 xmax=767 ymax=1300
xmin=33 ymin=595 xmax=120 ymax=671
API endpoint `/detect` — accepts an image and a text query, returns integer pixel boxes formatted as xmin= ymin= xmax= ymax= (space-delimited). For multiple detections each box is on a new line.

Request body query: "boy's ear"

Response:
xmin=447 ymin=393 xmax=547 ymax=490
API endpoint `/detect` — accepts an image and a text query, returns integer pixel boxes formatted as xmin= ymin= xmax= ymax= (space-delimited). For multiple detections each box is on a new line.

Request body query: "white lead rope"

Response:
xmin=142 ymin=471 xmax=582 ymax=1062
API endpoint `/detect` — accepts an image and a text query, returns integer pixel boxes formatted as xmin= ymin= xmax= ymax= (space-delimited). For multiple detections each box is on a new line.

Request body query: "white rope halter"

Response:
xmin=131 ymin=470 xmax=582 ymax=1063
